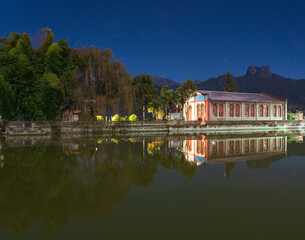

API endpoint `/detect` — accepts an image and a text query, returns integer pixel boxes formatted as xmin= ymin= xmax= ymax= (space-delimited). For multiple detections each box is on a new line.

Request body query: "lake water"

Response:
xmin=0 ymin=134 xmax=305 ymax=240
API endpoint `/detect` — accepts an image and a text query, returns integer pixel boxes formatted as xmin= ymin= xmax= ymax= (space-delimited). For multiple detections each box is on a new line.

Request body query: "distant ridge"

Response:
xmin=152 ymin=66 xmax=305 ymax=110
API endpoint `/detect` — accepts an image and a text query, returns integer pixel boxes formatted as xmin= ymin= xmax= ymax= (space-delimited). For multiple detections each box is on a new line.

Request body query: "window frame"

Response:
xmin=235 ymin=104 xmax=240 ymax=117
xmin=229 ymin=104 xmax=234 ymax=117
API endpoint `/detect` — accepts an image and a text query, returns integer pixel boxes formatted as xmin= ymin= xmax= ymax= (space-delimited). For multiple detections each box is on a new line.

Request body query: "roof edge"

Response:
xmin=261 ymin=92 xmax=286 ymax=102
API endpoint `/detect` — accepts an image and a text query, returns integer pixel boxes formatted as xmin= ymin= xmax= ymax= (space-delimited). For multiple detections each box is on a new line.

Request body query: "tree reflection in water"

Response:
xmin=0 ymin=137 xmax=196 ymax=236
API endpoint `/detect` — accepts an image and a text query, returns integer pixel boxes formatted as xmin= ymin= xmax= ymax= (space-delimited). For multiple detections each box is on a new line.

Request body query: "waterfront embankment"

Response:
xmin=1 ymin=120 xmax=305 ymax=136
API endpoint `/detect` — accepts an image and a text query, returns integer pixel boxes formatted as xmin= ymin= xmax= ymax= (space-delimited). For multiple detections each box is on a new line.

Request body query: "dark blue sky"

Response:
xmin=1 ymin=0 xmax=305 ymax=82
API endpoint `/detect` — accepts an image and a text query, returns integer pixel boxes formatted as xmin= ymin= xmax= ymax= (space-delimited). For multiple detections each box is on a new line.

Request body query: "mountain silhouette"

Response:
xmin=152 ymin=66 xmax=305 ymax=110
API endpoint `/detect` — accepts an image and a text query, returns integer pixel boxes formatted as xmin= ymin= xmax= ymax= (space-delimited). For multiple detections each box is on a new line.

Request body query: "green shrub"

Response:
xmin=112 ymin=114 xmax=121 ymax=122
xmin=128 ymin=114 xmax=138 ymax=121
xmin=96 ymin=115 xmax=104 ymax=121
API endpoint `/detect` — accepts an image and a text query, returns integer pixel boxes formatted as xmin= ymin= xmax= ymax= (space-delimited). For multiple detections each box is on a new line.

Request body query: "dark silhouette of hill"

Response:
xmin=152 ymin=66 xmax=305 ymax=110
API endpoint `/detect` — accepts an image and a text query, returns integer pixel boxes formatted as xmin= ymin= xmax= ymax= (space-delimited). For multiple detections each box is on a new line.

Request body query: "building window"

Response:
xmin=197 ymin=104 xmax=201 ymax=118
xmin=259 ymin=105 xmax=263 ymax=117
xmin=273 ymin=106 xmax=277 ymax=117
xmin=245 ymin=104 xmax=249 ymax=117
xmin=219 ymin=104 xmax=224 ymax=117
xmin=235 ymin=104 xmax=240 ymax=117
xmin=250 ymin=105 xmax=255 ymax=117
xmin=201 ymin=104 xmax=205 ymax=119
xmin=278 ymin=106 xmax=281 ymax=117
xmin=229 ymin=104 xmax=234 ymax=117
xmin=213 ymin=104 xmax=217 ymax=117
xmin=264 ymin=105 xmax=269 ymax=117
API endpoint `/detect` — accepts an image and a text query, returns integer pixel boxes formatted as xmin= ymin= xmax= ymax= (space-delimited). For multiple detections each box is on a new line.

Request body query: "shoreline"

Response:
xmin=1 ymin=120 xmax=305 ymax=136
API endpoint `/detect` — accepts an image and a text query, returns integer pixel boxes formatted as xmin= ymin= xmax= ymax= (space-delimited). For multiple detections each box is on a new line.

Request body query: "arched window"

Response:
xmin=197 ymin=104 xmax=201 ymax=118
xmin=245 ymin=104 xmax=249 ymax=117
xmin=250 ymin=105 xmax=255 ymax=117
xmin=273 ymin=106 xmax=277 ymax=117
xmin=235 ymin=104 xmax=240 ymax=117
xmin=278 ymin=106 xmax=281 ymax=117
xmin=201 ymin=104 xmax=205 ymax=119
xmin=219 ymin=104 xmax=224 ymax=117
xmin=229 ymin=104 xmax=234 ymax=117
xmin=259 ymin=105 xmax=263 ymax=117
xmin=213 ymin=104 xmax=217 ymax=117
xmin=187 ymin=106 xmax=192 ymax=121
xmin=264 ymin=105 xmax=269 ymax=117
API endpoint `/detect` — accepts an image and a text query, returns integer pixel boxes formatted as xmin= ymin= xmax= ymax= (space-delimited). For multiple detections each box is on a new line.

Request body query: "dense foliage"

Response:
xmin=0 ymin=29 xmax=197 ymax=122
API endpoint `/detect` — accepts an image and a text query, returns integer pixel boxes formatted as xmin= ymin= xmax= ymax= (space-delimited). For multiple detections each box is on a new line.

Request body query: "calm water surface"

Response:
xmin=0 ymin=134 xmax=305 ymax=240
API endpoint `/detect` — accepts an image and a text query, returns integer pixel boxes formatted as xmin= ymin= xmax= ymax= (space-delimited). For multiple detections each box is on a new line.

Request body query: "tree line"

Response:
xmin=0 ymin=29 xmax=197 ymax=121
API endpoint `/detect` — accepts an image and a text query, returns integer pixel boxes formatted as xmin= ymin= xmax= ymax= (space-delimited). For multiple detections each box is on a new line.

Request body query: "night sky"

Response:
xmin=1 ymin=0 xmax=305 ymax=82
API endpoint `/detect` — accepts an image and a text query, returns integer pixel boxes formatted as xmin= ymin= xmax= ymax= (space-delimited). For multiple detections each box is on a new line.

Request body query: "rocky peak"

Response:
xmin=246 ymin=65 xmax=272 ymax=79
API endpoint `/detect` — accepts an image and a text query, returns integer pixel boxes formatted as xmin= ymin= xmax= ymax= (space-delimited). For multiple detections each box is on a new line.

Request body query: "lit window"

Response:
xmin=229 ymin=104 xmax=234 ymax=117
xmin=201 ymin=104 xmax=205 ymax=119
xmin=197 ymin=104 xmax=201 ymax=118
xmin=250 ymin=105 xmax=255 ymax=117
xmin=259 ymin=105 xmax=263 ymax=117
xmin=213 ymin=104 xmax=217 ymax=117
xmin=278 ymin=106 xmax=281 ymax=117
xmin=245 ymin=104 xmax=249 ymax=117
xmin=235 ymin=104 xmax=240 ymax=117
xmin=219 ymin=104 xmax=224 ymax=117
xmin=273 ymin=106 xmax=277 ymax=117
xmin=264 ymin=105 xmax=269 ymax=117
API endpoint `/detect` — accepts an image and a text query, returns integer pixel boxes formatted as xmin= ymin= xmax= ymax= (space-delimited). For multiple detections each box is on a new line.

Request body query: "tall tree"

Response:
xmin=176 ymin=78 xmax=197 ymax=118
xmin=160 ymin=85 xmax=174 ymax=116
xmin=224 ymin=71 xmax=237 ymax=92
xmin=132 ymin=74 xmax=157 ymax=120
xmin=73 ymin=47 xmax=134 ymax=119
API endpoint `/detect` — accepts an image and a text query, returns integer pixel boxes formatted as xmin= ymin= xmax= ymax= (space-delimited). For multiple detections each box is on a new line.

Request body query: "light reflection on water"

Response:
xmin=0 ymin=134 xmax=304 ymax=240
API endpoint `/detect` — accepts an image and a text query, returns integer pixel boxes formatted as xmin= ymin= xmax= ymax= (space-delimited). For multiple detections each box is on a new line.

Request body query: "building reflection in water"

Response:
xmin=181 ymin=136 xmax=287 ymax=166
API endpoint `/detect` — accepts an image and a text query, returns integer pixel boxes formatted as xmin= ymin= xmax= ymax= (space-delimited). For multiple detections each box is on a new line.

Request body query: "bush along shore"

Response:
xmin=2 ymin=120 xmax=305 ymax=136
